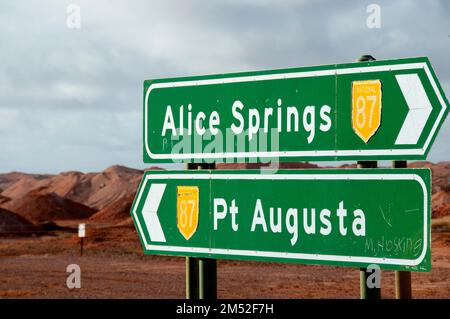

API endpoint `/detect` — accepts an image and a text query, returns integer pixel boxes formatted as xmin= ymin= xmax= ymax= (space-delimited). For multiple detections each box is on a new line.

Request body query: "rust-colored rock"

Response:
xmin=0 ymin=207 xmax=40 ymax=236
xmin=89 ymin=193 xmax=136 ymax=222
xmin=2 ymin=189 xmax=97 ymax=223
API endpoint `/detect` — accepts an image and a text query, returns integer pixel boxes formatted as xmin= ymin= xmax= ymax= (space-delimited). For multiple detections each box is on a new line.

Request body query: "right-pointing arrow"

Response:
xmin=395 ymin=73 xmax=432 ymax=145
xmin=142 ymin=183 xmax=166 ymax=242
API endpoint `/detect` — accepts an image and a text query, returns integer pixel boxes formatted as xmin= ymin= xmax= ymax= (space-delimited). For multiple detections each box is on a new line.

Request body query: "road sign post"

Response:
xmin=355 ymin=55 xmax=381 ymax=299
xmin=132 ymin=169 xmax=431 ymax=271
xmin=136 ymin=56 xmax=447 ymax=298
xmin=186 ymin=256 xmax=199 ymax=299
xmin=185 ymin=163 xmax=217 ymax=300
xmin=78 ymin=223 xmax=85 ymax=257
xmin=357 ymin=160 xmax=381 ymax=299
xmin=395 ymin=270 xmax=412 ymax=299
xmin=393 ymin=160 xmax=413 ymax=299
xmin=143 ymin=57 xmax=448 ymax=164
xmin=185 ymin=163 xmax=200 ymax=300
xmin=199 ymin=258 xmax=217 ymax=299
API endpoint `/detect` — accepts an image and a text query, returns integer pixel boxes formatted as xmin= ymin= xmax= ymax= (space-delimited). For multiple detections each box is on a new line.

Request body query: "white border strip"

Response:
xmin=144 ymin=62 xmax=447 ymax=160
xmin=132 ymin=173 xmax=428 ymax=267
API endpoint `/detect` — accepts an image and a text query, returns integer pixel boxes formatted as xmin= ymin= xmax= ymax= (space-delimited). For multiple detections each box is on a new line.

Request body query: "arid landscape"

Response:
xmin=0 ymin=162 xmax=449 ymax=298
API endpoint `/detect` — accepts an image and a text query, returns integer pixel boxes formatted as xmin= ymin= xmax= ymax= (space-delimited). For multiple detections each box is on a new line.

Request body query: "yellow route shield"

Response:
xmin=352 ymin=80 xmax=382 ymax=143
xmin=177 ymin=186 xmax=199 ymax=240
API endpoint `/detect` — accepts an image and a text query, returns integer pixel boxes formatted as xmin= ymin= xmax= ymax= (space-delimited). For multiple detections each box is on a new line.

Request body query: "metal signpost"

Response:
xmin=134 ymin=56 xmax=449 ymax=300
xmin=78 ymin=223 xmax=85 ymax=256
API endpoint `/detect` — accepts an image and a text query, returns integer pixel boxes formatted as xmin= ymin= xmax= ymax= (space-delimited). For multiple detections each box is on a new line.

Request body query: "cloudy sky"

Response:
xmin=0 ymin=0 xmax=449 ymax=174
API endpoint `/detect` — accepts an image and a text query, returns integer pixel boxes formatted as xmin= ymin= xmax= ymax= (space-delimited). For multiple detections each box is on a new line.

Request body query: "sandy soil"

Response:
xmin=0 ymin=223 xmax=449 ymax=299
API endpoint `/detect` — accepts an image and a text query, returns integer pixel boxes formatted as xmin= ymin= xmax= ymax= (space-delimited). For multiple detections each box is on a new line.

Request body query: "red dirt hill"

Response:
xmin=0 ymin=165 xmax=152 ymax=223
xmin=410 ymin=161 xmax=450 ymax=218
xmin=0 ymin=207 xmax=40 ymax=236
xmin=431 ymin=187 xmax=450 ymax=218
xmin=89 ymin=193 xmax=136 ymax=222
xmin=409 ymin=161 xmax=450 ymax=192
xmin=1 ymin=165 xmax=143 ymax=211
xmin=0 ymin=172 xmax=52 ymax=191
xmin=0 ymin=194 xmax=11 ymax=205
xmin=2 ymin=189 xmax=97 ymax=223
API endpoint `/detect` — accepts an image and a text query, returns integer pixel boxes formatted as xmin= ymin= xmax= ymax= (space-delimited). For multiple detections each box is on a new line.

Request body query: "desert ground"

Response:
xmin=0 ymin=219 xmax=449 ymax=299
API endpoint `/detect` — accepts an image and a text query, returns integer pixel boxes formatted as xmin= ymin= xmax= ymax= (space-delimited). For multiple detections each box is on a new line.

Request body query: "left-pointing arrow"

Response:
xmin=142 ymin=183 xmax=166 ymax=242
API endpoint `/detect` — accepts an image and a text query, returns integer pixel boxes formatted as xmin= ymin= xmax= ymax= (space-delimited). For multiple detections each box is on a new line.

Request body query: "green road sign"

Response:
xmin=143 ymin=57 xmax=449 ymax=163
xmin=131 ymin=169 xmax=431 ymax=271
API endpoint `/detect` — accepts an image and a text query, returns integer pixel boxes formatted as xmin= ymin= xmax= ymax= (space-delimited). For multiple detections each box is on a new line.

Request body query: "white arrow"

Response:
xmin=142 ymin=183 xmax=166 ymax=242
xmin=395 ymin=73 xmax=432 ymax=145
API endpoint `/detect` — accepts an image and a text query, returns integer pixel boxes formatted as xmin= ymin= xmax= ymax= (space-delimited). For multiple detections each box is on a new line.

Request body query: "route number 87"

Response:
xmin=355 ymin=95 xmax=377 ymax=129
xmin=178 ymin=198 xmax=196 ymax=228
xmin=176 ymin=186 xmax=199 ymax=240
xmin=351 ymin=80 xmax=382 ymax=143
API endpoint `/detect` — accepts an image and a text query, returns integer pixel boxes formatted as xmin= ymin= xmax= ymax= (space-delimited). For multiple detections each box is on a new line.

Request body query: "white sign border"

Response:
xmin=144 ymin=62 xmax=447 ymax=160
xmin=132 ymin=172 xmax=428 ymax=268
